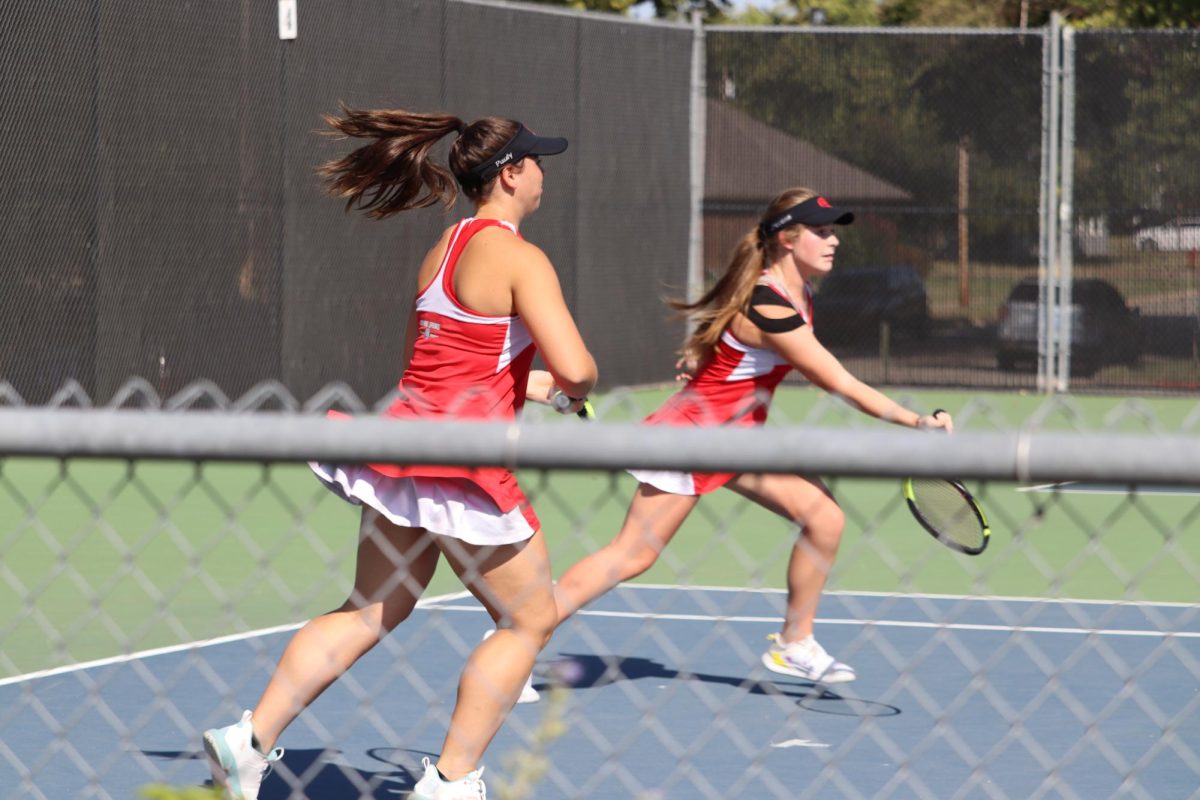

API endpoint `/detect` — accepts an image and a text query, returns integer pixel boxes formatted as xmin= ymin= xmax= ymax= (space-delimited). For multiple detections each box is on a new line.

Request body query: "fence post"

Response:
xmin=1038 ymin=12 xmax=1063 ymax=393
xmin=686 ymin=3 xmax=706 ymax=318
xmin=1055 ymin=22 xmax=1076 ymax=390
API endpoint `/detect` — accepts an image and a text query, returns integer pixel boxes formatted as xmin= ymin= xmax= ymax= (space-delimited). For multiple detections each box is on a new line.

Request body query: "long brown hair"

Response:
xmin=672 ymin=187 xmax=818 ymax=368
xmin=316 ymin=106 xmax=524 ymax=218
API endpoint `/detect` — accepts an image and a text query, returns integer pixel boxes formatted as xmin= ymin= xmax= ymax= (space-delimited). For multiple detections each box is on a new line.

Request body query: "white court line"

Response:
xmin=1017 ymin=481 xmax=1200 ymax=495
xmin=416 ymin=603 xmax=1200 ymax=639
xmin=627 ymin=584 xmax=1200 ymax=608
xmin=2 ymin=586 xmax=1193 ymax=689
xmin=0 ymin=590 xmax=474 ymax=689
xmin=771 ymin=738 xmax=829 ymax=749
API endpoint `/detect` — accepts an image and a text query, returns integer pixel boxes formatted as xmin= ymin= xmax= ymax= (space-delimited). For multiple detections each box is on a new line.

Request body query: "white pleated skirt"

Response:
xmin=310 ymin=462 xmax=537 ymax=546
xmin=626 ymin=468 xmax=697 ymax=496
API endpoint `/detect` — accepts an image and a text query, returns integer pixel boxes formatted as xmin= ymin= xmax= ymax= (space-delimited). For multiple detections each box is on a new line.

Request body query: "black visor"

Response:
xmin=466 ymin=125 xmax=568 ymax=183
xmin=760 ymin=196 xmax=854 ymax=237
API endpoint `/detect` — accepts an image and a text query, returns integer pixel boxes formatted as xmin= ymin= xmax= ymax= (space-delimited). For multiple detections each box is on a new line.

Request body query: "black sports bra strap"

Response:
xmin=749 ymin=284 xmax=794 ymax=307
xmin=746 ymin=284 xmax=805 ymax=333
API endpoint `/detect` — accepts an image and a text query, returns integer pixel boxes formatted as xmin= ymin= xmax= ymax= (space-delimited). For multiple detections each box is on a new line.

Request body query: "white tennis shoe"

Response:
xmin=202 ymin=710 xmax=283 ymax=800
xmin=762 ymin=633 xmax=856 ymax=683
xmin=516 ymin=672 xmax=541 ymax=704
xmin=481 ymin=629 xmax=541 ymax=704
xmin=411 ymin=757 xmax=487 ymax=800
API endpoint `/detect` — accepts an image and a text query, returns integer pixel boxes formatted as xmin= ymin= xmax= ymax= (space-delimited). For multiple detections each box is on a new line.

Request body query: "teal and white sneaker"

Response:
xmin=761 ymin=633 xmax=856 ymax=683
xmin=411 ymin=756 xmax=487 ymax=800
xmin=203 ymin=710 xmax=283 ymax=799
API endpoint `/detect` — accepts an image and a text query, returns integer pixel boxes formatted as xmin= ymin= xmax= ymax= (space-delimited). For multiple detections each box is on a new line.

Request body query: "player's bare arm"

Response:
xmin=747 ymin=307 xmax=949 ymax=430
xmin=509 ymin=241 xmax=597 ymax=399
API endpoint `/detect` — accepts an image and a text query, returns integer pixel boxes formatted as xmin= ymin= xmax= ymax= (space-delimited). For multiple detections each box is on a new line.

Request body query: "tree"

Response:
xmin=523 ymin=0 xmax=734 ymax=22
xmin=878 ymin=0 xmax=1200 ymax=29
xmin=1071 ymin=32 xmax=1200 ymax=224
xmin=706 ymin=27 xmax=1046 ymax=262
xmin=542 ymin=0 xmax=1200 ymax=27
xmin=1063 ymin=0 xmax=1200 ymax=28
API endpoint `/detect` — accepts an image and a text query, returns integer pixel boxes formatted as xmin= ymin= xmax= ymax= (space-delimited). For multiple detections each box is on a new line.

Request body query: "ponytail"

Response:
xmin=317 ymin=106 xmax=521 ymax=218
xmin=670 ymin=231 xmax=765 ymax=368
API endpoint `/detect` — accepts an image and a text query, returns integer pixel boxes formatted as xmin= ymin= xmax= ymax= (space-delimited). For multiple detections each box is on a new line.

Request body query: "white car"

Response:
xmin=1134 ymin=217 xmax=1200 ymax=251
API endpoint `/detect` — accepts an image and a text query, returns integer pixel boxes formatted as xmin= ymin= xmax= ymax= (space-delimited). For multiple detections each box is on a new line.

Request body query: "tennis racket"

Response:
xmin=903 ymin=477 xmax=990 ymax=555
xmin=902 ymin=409 xmax=990 ymax=555
xmin=552 ymin=391 xmax=595 ymax=420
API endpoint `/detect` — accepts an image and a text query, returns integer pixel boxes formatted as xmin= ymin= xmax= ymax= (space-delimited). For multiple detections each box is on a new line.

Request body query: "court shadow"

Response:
xmin=539 ymin=652 xmax=900 ymax=718
xmin=149 ymin=745 xmax=430 ymax=799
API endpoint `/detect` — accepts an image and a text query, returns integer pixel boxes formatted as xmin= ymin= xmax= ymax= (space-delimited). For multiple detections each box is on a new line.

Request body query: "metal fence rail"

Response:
xmin=1 ymin=407 xmax=1199 ymax=486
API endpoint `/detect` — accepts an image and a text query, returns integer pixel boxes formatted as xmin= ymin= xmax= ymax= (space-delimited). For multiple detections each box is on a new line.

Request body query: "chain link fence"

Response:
xmin=3 ymin=1 xmax=1200 ymax=796
xmin=1 ymin=380 xmax=1198 ymax=798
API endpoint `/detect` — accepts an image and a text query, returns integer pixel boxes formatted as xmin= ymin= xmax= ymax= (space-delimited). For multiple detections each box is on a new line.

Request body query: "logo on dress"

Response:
xmin=419 ymin=320 xmax=441 ymax=340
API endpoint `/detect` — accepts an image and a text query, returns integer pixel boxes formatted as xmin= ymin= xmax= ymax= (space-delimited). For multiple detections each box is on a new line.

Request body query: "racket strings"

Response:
xmin=909 ymin=479 xmax=985 ymax=550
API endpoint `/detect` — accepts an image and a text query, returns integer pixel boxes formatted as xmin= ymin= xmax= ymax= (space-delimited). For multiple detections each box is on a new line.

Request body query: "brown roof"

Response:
xmin=705 ymin=99 xmax=912 ymax=206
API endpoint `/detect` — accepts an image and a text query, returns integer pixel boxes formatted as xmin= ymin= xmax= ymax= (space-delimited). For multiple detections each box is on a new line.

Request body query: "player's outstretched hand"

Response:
xmin=917 ymin=408 xmax=954 ymax=434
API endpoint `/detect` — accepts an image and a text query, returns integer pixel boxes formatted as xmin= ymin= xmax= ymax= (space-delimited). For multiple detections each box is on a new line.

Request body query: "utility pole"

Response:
xmin=958 ymin=135 xmax=970 ymax=308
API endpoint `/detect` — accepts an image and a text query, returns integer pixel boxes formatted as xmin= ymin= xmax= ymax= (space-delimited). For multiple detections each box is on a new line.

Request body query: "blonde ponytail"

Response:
xmin=670 ymin=230 xmax=765 ymax=368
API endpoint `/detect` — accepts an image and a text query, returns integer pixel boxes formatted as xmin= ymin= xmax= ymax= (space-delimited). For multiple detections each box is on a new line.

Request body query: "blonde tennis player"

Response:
xmin=512 ymin=187 xmax=951 ymax=703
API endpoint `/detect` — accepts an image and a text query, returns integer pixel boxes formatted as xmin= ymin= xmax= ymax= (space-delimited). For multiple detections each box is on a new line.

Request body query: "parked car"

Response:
xmin=996 ymin=278 xmax=1141 ymax=374
xmin=813 ymin=265 xmax=929 ymax=343
xmin=1134 ymin=217 xmax=1200 ymax=252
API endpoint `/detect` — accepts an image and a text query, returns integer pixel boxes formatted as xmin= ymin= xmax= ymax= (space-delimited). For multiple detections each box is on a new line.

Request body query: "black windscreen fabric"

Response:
xmin=0 ymin=0 xmax=98 ymax=403
xmin=1 ymin=0 xmax=693 ymax=405
xmin=280 ymin=0 xmax=692 ymax=401
xmin=93 ymin=2 xmax=285 ymax=403
xmin=281 ymin=0 xmax=447 ymax=405
xmin=575 ymin=18 xmax=692 ymax=387
xmin=278 ymin=0 xmax=695 ymax=404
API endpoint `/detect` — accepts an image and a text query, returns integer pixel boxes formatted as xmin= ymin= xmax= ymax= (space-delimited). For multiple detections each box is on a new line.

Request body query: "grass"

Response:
xmin=920 ymin=235 xmax=1200 ymax=325
xmin=1 ymin=386 xmax=1197 ymax=679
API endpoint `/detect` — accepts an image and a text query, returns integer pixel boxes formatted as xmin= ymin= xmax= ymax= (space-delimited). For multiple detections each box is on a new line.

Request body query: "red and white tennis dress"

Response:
xmin=311 ymin=218 xmax=541 ymax=544
xmin=629 ymin=275 xmax=812 ymax=495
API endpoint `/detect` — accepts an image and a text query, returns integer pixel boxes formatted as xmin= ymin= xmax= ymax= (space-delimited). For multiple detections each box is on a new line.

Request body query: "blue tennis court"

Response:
xmin=5 ymin=584 xmax=1196 ymax=798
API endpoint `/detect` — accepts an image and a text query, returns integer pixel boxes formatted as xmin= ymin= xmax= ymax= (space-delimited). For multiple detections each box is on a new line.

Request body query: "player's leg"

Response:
xmin=497 ymin=485 xmax=694 ymax=708
xmin=728 ymin=473 xmax=854 ymax=683
xmin=552 ymin=484 xmax=698 ymax=622
xmin=430 ymin=529 xmax=557 ymax=780
xmin=206 ymin=509 xmax=439 ymax=797
xmin=252 ymin=509 xmax=439 ymax=747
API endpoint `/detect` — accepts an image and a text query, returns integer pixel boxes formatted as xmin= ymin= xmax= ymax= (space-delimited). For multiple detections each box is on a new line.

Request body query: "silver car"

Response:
xmin=996 ymin=278 xmax=1141 ymax=375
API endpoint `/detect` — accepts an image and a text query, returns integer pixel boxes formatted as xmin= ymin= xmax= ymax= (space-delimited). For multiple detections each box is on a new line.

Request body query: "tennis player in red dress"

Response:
xmin=520 ymin=187 xmax=953 ymax=702
xmin=203 ymin=110 xmax=596 ymax=800
xmin=317 ymin=215 xmax=551 ymax=537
